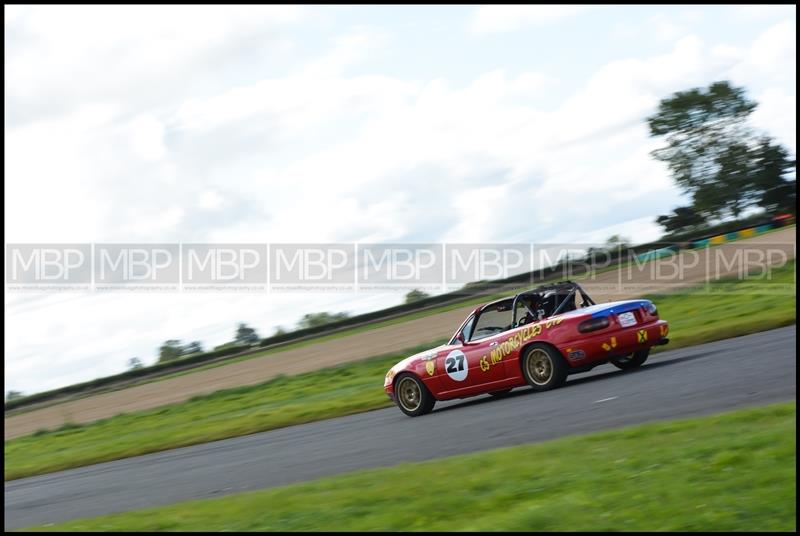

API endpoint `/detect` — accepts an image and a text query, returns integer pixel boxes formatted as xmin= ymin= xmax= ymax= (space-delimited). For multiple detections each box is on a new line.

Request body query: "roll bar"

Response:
xmin=510 ymin=281 xmax=595 ymax=325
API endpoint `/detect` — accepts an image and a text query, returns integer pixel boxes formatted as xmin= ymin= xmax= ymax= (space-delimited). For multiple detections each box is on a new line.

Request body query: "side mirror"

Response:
xmin=456 ymin=332 xmax=466 ymax=345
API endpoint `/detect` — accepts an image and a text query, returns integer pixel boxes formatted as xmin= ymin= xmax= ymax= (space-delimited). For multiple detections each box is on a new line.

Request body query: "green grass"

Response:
xmin=24 ymin=402 xmax=797 ymax=532
xmin=5 ymin=261 xmax=795 ymax=482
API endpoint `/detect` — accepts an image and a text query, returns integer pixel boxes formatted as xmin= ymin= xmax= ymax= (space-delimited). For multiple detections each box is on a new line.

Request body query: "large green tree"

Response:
xmin=648 ymin=81 xmax=795 ymax=228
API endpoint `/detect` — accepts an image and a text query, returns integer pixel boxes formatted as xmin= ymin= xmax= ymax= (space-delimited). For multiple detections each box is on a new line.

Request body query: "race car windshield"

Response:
xmin=471 ymin=299 xmax=514 ymax=340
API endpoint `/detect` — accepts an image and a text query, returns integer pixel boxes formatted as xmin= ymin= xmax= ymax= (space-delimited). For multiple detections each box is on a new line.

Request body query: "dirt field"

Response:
xmin=5 ymin=228 xmax=795 ymax=439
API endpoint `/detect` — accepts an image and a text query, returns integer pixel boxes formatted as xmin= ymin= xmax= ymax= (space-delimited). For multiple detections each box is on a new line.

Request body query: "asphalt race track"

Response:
xmin=5 ymin=326 xmax=796 ymax=530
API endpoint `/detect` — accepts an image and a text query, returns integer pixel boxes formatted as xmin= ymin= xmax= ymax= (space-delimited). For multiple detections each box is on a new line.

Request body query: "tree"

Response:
xmin=6 ymin=390 xmax=24 ymax=402
xmin=648 ymin=80 xmax=796 ymax=227
xmin=605 ymin=235 xmax=631 ymax=249
xmin=404 ymin=289 xmax=430 ymax=304
xmin=158 ymin=339 xmax=184 ymax=363
xmin=235 ymin=323 xmax=259 ymax=345
xmin=656 ymin=206 xmax=707 ymax=235
xmin=752 ymin=137 xmax=796 ymax=215
xmin=127 ymin=357 xmax=144 ymax=370
xmin=273 ymin=326 xmax=288 ymax=337
xmin=297 ymin=311 xmax=350 ymax=330
xmin=184 ymin=341 xmax=204 ymax=355
xmin=649 ymin=82 xmax=756 ymax=183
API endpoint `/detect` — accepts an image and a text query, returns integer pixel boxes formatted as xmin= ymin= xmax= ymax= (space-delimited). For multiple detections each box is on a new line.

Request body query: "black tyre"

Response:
xmin=488 ymin=389 xmax=513 ymax=398
xmin=394 ymin=373 xmax=436 ymax=417
xmin=611 ymin=349 xmax=650 ymax=370
xmin=521 ymin=344 xmax=568 ymax=391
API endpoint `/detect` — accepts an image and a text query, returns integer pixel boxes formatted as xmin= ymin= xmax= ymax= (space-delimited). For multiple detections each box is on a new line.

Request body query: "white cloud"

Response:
xmin=725 ymin=20 xmax=797 ymax=152
xmin=737 ymin=20 xmax=796 ymax=87
xmin=5 ymin=5 xmax=305 ymax=125
xmin=129 ymin=115 xmax=168 ymax=161
xmin=198 ymin=190 xmax=226 ymax=211
xmin=649 ymin=10 xmax=703 ymax=43
xmin=728 ymin=5 xmax=796 ymax=22
xmin=469 ymin=5 xmax=595 ymax=34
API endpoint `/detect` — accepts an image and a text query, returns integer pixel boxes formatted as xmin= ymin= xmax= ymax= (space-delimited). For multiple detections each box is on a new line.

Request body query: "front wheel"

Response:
xmin=521 ymin=344 xmax=568 ymax=391
xmin=611 ymin=349 xmax=650 ymax=370
xmin=394 ymin=373 xmax=436 ymax=417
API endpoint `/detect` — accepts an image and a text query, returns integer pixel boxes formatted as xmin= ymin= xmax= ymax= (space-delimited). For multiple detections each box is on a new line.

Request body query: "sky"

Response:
xmin=4 ymin=5 xmax=796 ymax=394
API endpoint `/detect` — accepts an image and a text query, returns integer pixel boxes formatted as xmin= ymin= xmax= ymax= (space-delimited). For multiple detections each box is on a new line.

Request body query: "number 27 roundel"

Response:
xmin=444 ymin=349 xmax=468 ymax=381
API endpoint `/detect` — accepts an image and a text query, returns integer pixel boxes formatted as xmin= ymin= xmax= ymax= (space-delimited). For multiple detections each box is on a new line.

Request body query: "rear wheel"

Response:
xmin=394 ymin=373 xmax=436 ymax=417
xmin=521 ymin=344 xmax=568 ymax=391
xmin=611 ymin=349 xmax=650 ymax=370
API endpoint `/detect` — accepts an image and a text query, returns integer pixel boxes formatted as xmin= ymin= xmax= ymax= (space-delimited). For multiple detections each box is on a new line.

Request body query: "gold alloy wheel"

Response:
xmin=397 ymin=377 xmax=422 ymax=412
xmin=526 ymin=348 xmax=553 ymax=385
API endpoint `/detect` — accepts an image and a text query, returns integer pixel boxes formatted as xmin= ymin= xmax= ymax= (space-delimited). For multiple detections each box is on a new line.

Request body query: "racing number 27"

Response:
xmin=446 ymin=355 xmax=465 ymax=373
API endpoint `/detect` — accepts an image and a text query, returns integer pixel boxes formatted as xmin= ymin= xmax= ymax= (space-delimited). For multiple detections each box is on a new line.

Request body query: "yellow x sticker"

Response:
xmin=637 ymin=329 xmax=648 ymax=343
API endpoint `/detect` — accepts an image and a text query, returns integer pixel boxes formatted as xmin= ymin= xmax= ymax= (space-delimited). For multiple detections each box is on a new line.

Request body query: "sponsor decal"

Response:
xmin=426 ymin=360 xmax=435 ymax=376
xmin=544 ymin=317 xmax=564 ymax=329
xmin=567 ymin=348 xmax=586 ymax=360
xmin=618 ymin=311 xmax=637 ymax=327
xmin=601 ymin=337 xmax=618 ymax=351
xmin=479 ymin=355 xmax=490 ymax=372
xmin=445 ymin=349 xmax=468 ymax=381
xmin=487 ymin=317 xmax=564 ymax=364
xmin=637 ymin=329 xmax=648 ymax=343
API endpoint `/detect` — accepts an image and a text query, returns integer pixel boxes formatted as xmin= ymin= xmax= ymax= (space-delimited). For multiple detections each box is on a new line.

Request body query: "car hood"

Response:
xmin=390 ymin=343 xmax=449 ymax=372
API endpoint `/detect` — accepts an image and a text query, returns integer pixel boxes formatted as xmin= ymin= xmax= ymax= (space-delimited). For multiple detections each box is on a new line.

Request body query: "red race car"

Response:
xmin=384 ymin=281 xmax=669 ymax=416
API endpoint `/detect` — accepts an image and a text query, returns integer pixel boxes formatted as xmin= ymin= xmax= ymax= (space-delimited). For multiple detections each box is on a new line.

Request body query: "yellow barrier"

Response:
xmin=738 ymin=227 xmax=756 ymax=238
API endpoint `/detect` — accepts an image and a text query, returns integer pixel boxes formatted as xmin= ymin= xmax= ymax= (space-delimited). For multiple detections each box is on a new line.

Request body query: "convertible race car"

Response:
xmin=384 ymin=281 xmax=669 ymax=416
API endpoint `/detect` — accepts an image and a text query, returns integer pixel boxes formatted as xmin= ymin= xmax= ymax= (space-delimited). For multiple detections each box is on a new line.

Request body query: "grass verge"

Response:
xmin=5 ymin=261 xmax=795 ymax=481
xmin=24 ymin=402 xmax=796 ymax=532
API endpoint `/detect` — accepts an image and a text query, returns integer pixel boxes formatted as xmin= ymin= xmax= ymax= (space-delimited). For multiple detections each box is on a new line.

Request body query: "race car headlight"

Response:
xmin=645 ymin=302 xmax=658 ymax=316
xmin=578 ymin=317 xmax=610 ymax=333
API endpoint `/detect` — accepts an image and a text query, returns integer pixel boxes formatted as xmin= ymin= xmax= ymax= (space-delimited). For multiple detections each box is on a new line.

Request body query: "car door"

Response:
xmin=437 ymin=300 xmax=515 ymax=397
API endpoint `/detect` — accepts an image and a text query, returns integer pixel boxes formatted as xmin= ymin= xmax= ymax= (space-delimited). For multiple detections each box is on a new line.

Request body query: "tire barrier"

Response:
xmin=688 ymin=214 xmax=794 ymax=250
